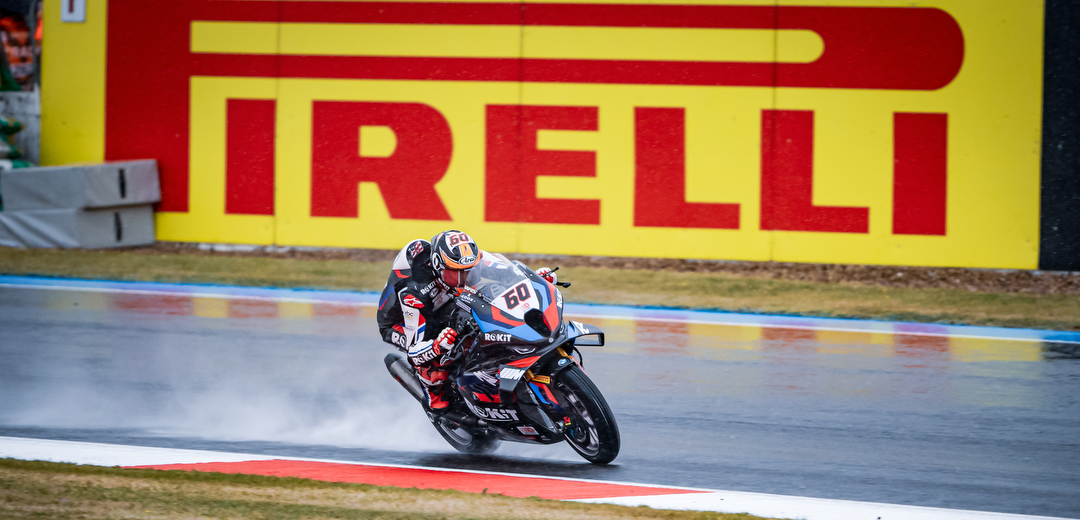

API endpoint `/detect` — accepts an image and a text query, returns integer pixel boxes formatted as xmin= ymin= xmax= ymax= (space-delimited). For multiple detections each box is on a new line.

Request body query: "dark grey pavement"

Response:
xmin=1 ymin=285 xmax=1078 ymax=518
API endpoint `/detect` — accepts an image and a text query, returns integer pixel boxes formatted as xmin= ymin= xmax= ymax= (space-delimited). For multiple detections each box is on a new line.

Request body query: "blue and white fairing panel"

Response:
xmin=461 ymin=254 xmax=563 ymax=344
xmin=565 ymin=320 xmax=605 ymax=345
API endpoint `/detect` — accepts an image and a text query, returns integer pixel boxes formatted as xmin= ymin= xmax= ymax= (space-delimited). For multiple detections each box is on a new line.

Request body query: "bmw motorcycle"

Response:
xmin=384 ymin=253 xmax=620 ymax=464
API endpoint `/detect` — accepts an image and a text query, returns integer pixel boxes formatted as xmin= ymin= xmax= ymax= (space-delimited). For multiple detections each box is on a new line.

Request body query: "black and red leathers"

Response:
xmin=377 ymin=239 xmax=456 ymax=354
xmin=376 ymin=239 xmax=459 ymax=409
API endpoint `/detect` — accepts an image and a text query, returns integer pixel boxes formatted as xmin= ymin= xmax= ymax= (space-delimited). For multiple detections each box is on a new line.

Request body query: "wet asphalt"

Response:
xmin=1 ymin=285 xmax=1078 ymax=518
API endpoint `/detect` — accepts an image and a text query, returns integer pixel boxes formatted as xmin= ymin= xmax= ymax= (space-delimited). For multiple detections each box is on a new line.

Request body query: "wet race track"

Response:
xmin=2 ymin=277 xmax=1079 ymax=518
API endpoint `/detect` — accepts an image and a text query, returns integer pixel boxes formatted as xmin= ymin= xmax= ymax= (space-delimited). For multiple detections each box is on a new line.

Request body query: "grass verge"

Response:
xmin=1 ymin=247 xmax=1078 ymax=331
xmin=0 ymin=459 xmax=770 ymax=520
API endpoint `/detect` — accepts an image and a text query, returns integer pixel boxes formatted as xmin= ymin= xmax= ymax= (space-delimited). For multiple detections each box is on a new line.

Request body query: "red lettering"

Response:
xmin=760 ymin=110 xmax=869 ymax=233
xmin=225 ymin=99 xmax=276 ymax=216
xmin=633 ymin=107 xmax=739 ymax=229
xmin=106 ymin=2 xmax=965 ymax=212
xmin=310 ymin=101 xmax=452 ymax=220
xmin=105 ymin=0 xmax=280 ymax=212
xmin=893 ymin=113 xmax=948 ymax=236
xmin=485 ymin=105 xmax=600 ymax=225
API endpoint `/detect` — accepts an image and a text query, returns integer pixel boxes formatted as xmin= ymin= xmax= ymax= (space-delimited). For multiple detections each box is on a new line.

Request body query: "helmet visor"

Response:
xmin=440 ymin=267 xmax=470 ymax=288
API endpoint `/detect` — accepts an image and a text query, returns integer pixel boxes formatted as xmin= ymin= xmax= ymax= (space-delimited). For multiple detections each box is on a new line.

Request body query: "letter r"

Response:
xmin=311 ymin=101 xmax=452 ymax=220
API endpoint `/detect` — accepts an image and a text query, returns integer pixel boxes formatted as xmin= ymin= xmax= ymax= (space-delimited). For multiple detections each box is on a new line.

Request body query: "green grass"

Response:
xmin=0 ymin=459 xmax=773 ymax=520
xmin=2 ymin=247 xmax=1078 ymax=330
xmin=0 ymin=247 xmax=391 ymax=289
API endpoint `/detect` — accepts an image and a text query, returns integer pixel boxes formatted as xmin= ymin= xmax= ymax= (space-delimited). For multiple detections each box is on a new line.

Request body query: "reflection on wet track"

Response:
xmin=1 ymin=278 xmax=1078 ymax=518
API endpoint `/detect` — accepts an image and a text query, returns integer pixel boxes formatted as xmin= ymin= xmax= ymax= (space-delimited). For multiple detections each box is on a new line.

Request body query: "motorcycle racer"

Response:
xmin=377 ymin=230 xmax=557 ymax=411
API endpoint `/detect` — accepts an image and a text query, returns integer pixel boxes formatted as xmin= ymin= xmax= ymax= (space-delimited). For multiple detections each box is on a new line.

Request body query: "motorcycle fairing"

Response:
xmin=470 ymin=277 xmax=560 ymax=344
xmin=459 ymin=257 xmax=563 ymax=346
xmin=498 ymin=363 xmax=529 ymax=403
xmin=454 ymin=368 xmax=564 ymax=444
xmin=457 ymin=369 xmax=500 ymax=403
xmin=566 ymin=320 xmax=605 ymax=346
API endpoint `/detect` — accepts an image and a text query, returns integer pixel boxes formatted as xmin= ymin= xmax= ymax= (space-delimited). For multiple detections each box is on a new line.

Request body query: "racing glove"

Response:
xmin=408 ymin=327 xmax=458 ymax=367
xmin=536 ymin=267 xmax=558 ymax=285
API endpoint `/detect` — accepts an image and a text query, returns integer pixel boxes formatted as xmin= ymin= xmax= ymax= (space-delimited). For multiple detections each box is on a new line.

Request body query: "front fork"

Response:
xmin=518 ymin=344 xmax=583 ymax=433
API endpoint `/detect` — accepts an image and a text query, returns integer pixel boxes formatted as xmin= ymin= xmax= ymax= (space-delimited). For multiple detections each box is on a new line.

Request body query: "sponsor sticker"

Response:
xmin=464 ymin=399 xmax=520 ymax=422
xmin=485 ymin=332 xmax=512 ymax=342
xmin=412 ymin=348 xmax=437 ymax=365
xmin=408 ymin=240 xmax=426 ymax=260
xmin=517 ymin=426 xmax=539 ymax=435
xmin=402 ymin=294 xmax=424 ymax=308
xmin=499 ymin=367 xmax=526 ymax=380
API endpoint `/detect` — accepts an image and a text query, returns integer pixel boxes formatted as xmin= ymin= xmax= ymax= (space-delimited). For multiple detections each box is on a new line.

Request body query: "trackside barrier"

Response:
xmin=39 ymin=0 xmax=1080 ymax=270
xmin=0 ymin=160 xmax=159 ymax=248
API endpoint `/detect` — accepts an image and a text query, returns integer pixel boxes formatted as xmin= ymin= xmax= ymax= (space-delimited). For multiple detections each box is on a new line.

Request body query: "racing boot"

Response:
xmin=417 ymin=366 xmax=450 ymax=411
xmin=426 ymin=383 xmax=449 ymax=411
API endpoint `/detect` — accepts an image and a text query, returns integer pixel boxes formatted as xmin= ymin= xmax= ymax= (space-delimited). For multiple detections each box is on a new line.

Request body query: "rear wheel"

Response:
xmin=553 ymin=364 xmax=620 ymax=464
xmin=430 ymin=414 xmax=500 ymax=455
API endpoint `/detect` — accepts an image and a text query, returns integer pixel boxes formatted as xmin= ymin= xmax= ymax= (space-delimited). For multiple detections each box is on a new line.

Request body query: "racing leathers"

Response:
xmin=376 ymin=239 xmax=459 ymax=410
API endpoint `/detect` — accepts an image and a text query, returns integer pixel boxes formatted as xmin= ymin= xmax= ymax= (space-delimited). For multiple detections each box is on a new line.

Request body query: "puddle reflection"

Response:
xmin=573 ymin=315 xmax=1070 ymax=407
xmin=40 ymin=290 xmax=1066 ymax=366
xmin=29 ymin=289 xmax=1073 ymax=408
xmin=45 ymin=290 xmax=368 ymax=321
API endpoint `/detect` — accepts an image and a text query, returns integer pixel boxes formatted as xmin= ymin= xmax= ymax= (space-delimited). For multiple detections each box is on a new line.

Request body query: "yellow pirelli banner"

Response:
xmin=43 ymin=0 xmax=1044 ymax=269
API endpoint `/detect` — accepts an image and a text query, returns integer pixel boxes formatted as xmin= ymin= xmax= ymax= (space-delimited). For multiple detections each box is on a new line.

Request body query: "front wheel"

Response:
xmin=430 ymin=414 xmax=500 ymax=455
xmin=553 ymin=364 xmax=620 ymax=464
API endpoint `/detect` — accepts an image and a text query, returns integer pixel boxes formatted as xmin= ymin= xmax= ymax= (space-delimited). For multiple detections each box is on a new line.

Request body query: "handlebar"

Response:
xmin=547 ymin=266 xmax=572 ymax=288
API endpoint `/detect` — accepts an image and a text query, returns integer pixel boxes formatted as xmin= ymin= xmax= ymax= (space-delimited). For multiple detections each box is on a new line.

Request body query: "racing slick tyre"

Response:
xmin=430 ymin=415 xmax=500 ymax=455
xmin=553 ymin=364 xmax=621 ymax=464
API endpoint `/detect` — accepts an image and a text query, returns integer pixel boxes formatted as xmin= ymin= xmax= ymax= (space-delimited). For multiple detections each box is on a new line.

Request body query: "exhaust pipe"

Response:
xmin=438 ymin=412 xmax=488 ymax=429
xmin=386 ymin=352 xmax=489 ymax=429
xmin=384 ymin=352 xmax=427 ymax=405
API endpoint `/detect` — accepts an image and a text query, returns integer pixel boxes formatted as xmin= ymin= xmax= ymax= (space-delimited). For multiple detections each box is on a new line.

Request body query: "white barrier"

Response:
xmin=0 ymin=159 xmax=158 ymax=248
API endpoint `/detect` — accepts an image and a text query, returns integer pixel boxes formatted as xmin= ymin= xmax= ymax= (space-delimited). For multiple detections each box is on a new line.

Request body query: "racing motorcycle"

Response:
xmin=384 ymin=253 xmax=620 ymax=464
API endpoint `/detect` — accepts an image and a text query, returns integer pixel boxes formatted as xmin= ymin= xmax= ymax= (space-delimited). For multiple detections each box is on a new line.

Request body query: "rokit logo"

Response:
xmin=464 ymin=400 xmax=520 ymax=422
xmin=485 ymin=333 xmax=511 ymax=342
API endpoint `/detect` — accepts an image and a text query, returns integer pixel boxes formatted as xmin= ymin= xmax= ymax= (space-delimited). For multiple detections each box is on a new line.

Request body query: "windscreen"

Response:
xmin=464 ymin=252 xmax=530 ymax=300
